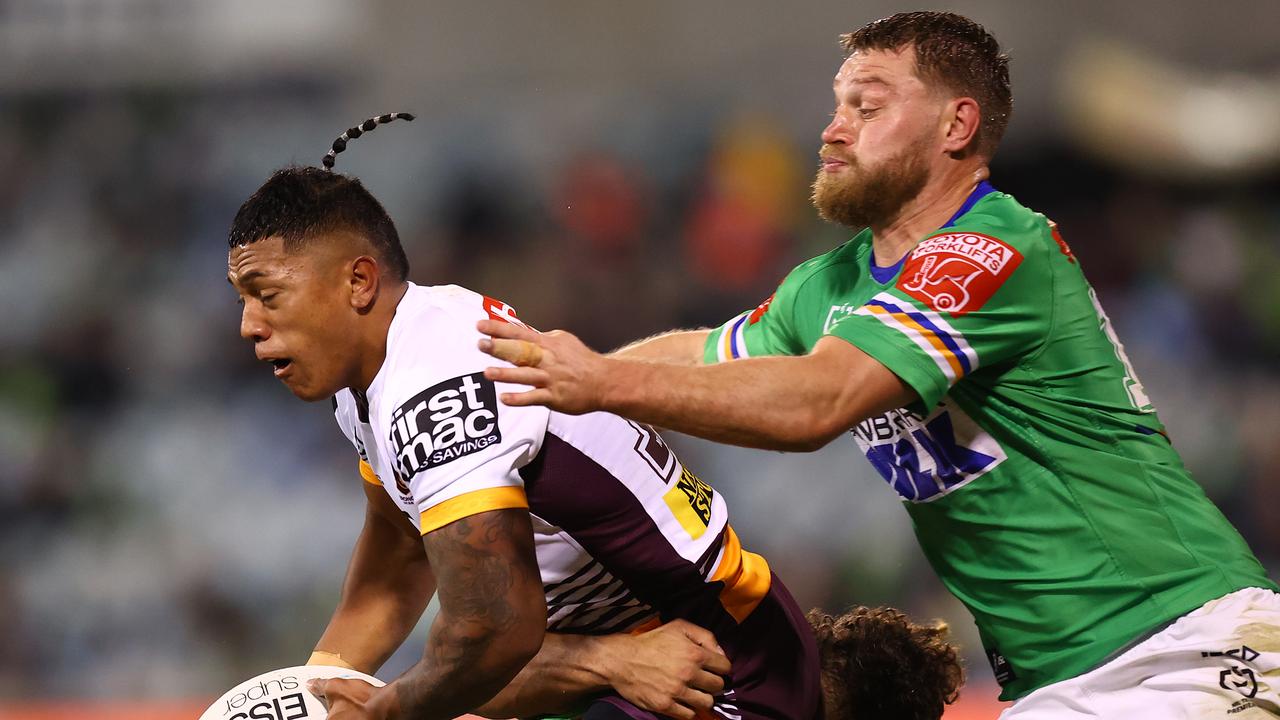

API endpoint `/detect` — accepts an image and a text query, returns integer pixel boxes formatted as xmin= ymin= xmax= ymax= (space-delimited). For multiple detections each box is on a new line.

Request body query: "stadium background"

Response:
xmin=1 ymin=1 xmax=1278 ymax=718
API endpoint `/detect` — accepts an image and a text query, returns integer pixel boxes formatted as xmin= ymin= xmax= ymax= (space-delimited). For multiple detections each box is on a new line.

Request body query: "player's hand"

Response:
xmin=602 ymin=619 xmax=732 ymax=720
xmin=307 ymin=677 xmax=383 ymax=720
xmin=477 ymin=319 xmax=609 ymax=415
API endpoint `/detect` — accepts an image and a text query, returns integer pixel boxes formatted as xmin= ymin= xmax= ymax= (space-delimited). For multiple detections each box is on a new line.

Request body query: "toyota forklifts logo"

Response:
xmin=898 ymin=232 xmax=1022 ymax=316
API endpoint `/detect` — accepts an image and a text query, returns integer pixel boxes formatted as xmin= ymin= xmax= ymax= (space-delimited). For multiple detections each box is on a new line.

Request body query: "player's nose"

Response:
xmin=240 ymin=305 xmax=270 ymax=343
xmin=821 ymin=110 xmax=853 ymax=146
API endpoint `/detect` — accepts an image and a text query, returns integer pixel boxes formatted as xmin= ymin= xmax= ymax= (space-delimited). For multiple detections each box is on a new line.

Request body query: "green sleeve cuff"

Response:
xmin=703 ymin=325 xmax=726 ymax=364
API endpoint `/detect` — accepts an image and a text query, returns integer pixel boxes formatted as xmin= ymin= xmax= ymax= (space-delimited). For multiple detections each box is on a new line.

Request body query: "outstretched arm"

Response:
xmin=314 ymin=508 xmax=546 ymax=719
xmin=474 ymin=619 xmax=731 ymax=720
xmin=309 ymin=482 xmax=436 ymax=673
xmin=609 ymin=329 xmax=710 ymax=365
xmin=478 ymin=321 xmax=915 ymax=451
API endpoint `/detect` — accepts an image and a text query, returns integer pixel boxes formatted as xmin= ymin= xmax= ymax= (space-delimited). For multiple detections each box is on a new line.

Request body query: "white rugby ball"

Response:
xmin=200 ymin=664 xmax=385 ymax=720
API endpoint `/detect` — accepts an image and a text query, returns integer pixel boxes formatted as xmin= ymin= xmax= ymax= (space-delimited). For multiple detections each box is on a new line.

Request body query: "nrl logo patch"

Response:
xmin=898 ymin=232 xmax=1023 ymax=316
xmin=823 ymin=303 xmax=858 ymax=333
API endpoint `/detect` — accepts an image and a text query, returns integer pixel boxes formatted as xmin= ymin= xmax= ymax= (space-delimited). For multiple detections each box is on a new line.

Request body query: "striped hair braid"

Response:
xmin=322 ymin=112 xmax=416 ymax=169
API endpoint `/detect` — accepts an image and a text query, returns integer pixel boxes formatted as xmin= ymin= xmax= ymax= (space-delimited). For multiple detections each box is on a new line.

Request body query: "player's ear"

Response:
xmin=349 ymin=255 xmax=380 ymax=312
xmin=941 ymin=96 xmax=981 ymax=156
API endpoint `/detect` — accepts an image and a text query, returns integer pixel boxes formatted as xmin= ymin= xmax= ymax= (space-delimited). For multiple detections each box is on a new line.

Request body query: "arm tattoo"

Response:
xmin=394 ymin=509 xmax=542 ymax=717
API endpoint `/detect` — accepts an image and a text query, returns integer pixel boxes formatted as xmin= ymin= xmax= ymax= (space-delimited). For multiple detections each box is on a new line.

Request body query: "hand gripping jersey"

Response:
xmin=706 ymin=182 xmax=1277 ymax=700
xmin=335 ymin=284 xmax=820 ymax=720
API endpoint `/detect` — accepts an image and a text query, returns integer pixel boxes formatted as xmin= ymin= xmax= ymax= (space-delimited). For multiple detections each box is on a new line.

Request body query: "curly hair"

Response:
xmin=840 ymin=11 xmax=1012 ymax=159
xmin=228 ymin=166 xmax=410 ymax=282
xmin=808 ymin=606 xmax=963 ymax=720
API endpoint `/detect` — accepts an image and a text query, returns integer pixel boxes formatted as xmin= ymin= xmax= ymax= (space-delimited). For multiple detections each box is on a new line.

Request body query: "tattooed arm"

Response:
xmin=316 ymin=508 xmax=546 ymax=720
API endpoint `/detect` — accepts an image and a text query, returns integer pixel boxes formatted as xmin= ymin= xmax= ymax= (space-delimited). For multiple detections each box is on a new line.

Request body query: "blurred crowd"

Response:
xmin=2 ymin=15 xmax=1280 ymax=704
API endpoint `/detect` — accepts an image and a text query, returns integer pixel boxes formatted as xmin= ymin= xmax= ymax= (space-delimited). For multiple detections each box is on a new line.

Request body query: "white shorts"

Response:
xmin=1000 ymin=587 xmax=1280 ymax=719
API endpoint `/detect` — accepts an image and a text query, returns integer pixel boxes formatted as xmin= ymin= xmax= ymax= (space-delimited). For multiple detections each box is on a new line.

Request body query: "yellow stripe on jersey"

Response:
xmin=861 ymin=303 xmax=966 ymax=380
xmin=359 ymin=459 xmax=380 ymax=485
xmin=663 ymin=468 xmax=715 ymax=540
xmin=711 ymin=526 xmax=772 ymax=623
xmin=419 ymin=486 xmax=530 ymax=535
xmin=720 ymin=320 xmax=734 ymax=362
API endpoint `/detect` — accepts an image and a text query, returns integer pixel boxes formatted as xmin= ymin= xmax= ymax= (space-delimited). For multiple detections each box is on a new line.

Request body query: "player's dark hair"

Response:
xmin=808 ymin=606 xmax=963 ymax=720
xmin=228 ymin=166 xmax=410 ymax=282
xmin=841 ymin=11 xmax=1012 ymax=159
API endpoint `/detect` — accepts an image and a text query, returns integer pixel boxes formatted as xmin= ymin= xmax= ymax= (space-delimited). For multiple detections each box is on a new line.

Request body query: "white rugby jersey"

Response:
xmin=332 ymin=283 xmax=771 ymax=635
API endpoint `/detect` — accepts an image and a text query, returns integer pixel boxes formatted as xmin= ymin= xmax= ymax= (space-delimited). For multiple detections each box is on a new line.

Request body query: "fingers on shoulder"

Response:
xmin=485 ymin=366 xmax=548 ymax=387
xmin=498 ymin=388 xmax=554 ymax=407
xmin=477 ymin=318 xmax=530 ymax=339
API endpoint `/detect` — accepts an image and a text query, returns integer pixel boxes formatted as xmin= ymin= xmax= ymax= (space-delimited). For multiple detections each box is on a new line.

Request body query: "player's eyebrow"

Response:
xmin=850 ymin=75 xmax=890 ymax=87
xmin=834 ymin=75 xmax=890 ymax=92
xmin=228 ymin=269 xmax=268 ymax=287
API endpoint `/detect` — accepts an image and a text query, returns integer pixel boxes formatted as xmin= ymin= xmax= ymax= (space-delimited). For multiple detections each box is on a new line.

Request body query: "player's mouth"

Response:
xmin=820 ymin=156 xmax=850 ymax=172
xmin=818 ymin=148 xmax=854 ymax=172
xmin=261 ymin=356 xmax=294 ymax=378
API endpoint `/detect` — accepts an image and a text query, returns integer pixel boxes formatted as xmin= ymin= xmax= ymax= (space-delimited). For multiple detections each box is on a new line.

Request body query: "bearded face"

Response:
xmin=811 ymin=135 xmax=931 ymax=230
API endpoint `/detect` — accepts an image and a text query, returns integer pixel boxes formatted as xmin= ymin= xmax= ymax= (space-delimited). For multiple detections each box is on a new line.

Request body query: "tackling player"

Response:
xmin=225 ymin=157 xmax=963 ymax=718
xmin=478 ymin=11 xmax=1280 ymax=719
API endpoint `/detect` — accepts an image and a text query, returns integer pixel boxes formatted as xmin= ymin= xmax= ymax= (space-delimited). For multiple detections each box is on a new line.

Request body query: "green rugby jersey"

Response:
xmin=704 ymin=182 xmax=1277 ymax=699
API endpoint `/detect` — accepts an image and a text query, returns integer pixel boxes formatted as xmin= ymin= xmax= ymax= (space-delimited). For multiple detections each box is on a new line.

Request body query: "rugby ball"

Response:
xmin=200 ymin=664 xmax=385 ymax=720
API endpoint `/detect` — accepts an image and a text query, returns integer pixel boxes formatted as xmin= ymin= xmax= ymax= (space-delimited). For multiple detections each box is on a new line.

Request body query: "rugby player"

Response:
xmin=478 ymin=11 xmax=1280 ymax=718
xmin=226 ymin=163 xmax=962 ymax=720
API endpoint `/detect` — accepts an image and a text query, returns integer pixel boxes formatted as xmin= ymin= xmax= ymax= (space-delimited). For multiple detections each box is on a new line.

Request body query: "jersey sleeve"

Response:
xmin=385 ymin=296 xmax=550 ymax=535
xmin=332 ymin=393 xmax=379 ymax=486
xmin=828 ymin=227 xmax=1052 ymax=408
xmin=358 ymin=459 xmax=380 ymax=485
xmin=703 ymin=268 xmax=807 ymax=363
